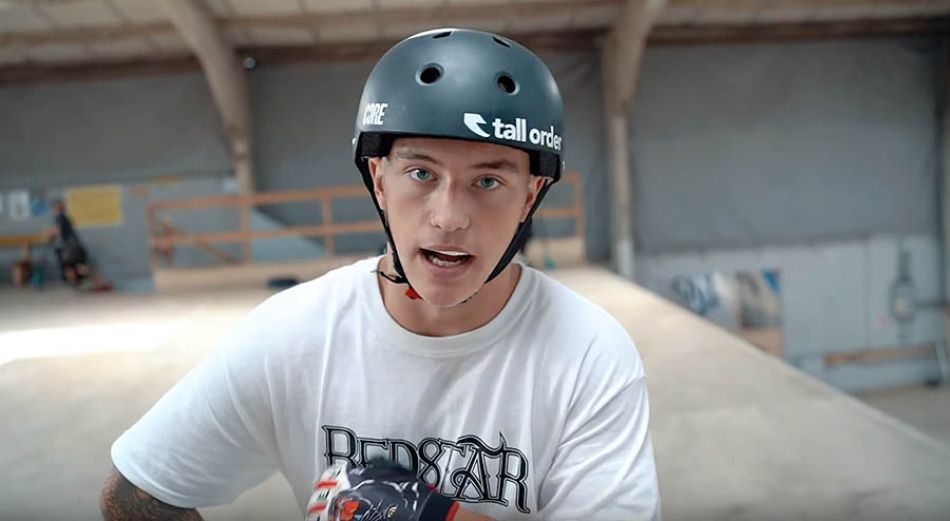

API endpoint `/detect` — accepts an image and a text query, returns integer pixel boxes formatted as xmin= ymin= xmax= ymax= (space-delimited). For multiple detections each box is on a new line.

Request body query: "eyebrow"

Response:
xmin=393 ymin=150 xmax=442 ymax=165
xmin=470 ymin=159 xmax=520 ymax=174
xmin=393 ymin=149 xmax=521 ymax=174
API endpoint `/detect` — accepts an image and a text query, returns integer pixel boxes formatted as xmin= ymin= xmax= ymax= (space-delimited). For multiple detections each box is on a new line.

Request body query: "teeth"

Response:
xmin=426 ymin=251 xmax=465 ymax=268
xmin=434 ymin=250 xmax=468 ymax=257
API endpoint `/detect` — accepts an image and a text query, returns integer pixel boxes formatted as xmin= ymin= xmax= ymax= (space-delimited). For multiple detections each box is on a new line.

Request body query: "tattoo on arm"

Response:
xmin=100 ymin=467 xmax=203 ymax=521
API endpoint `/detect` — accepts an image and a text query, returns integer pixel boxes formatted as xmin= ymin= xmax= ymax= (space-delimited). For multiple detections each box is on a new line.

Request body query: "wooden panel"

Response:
xmin=824 ymin=344 xmax=938 ymax=367
xmin=0 ymin=235 xmax=47 ymax=249
xmin=147 ymin=172 xmax=585 ymax=268
xmin=150 ymin=222 xmax=384 ymax=249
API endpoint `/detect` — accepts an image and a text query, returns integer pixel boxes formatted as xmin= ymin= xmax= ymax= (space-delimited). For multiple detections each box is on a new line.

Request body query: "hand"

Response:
xmin=328 ymin=458 xmax=459 ymax=521
xmin=305 ymin=463 xmax=350 ymax=521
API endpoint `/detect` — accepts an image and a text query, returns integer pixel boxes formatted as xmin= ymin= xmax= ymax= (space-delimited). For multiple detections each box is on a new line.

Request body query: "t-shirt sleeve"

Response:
xmin=110 ymin=309 xmax=279 ymax=508
xmin=537 ymin=323 xmax=662 ymax=521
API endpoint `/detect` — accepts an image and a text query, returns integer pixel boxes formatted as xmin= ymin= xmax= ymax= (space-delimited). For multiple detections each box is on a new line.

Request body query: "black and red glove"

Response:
xmin=327 ymin=458 xmax=459 ymax=521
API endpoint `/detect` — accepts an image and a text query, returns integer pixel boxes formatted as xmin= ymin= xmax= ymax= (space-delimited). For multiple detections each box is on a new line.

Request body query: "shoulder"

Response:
xmin=220 ymin=257 xmax=375 ymax=354
xmin=527 ymin=267 xmax=645 ymax=380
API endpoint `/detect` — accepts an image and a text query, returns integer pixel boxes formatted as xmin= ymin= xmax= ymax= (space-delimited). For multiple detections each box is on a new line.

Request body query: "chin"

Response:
xmin=416 ymin=287 xmax=473 ymax=308
xmin=406 ymin=252 xmax=487 ymax=308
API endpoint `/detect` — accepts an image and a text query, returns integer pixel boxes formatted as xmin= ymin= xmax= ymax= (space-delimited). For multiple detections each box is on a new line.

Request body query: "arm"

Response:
xmin=100 ymin=467 xmax=203 ymax=521
xmin=108 ymin=305 xmax=281 ymax=511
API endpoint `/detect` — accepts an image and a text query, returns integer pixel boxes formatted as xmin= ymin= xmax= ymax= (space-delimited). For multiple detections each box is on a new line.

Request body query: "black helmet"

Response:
xmin=353 ymin=28 xmax=565 ymax=294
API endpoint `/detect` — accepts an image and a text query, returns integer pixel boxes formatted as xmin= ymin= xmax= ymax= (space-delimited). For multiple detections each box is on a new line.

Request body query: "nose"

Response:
xmin=427 ymin=183 xmax=470 ymax=232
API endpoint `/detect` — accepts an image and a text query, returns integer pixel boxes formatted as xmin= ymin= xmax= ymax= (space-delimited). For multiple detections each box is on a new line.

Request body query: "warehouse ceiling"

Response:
xmin=0 ymin=0 xmax=948 ymax=82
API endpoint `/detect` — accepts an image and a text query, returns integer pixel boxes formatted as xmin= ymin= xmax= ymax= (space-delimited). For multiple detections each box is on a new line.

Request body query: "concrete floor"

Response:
xmin=856 ymin=385 xmax=950 ymax=448
xmin=2 ymin=266 xmax=950 ymax=520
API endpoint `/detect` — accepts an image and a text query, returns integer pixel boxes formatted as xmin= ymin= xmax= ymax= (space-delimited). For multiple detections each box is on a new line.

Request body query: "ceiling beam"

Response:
xmin=611 ymin=0 xmax=667 ymax=111
xmin=224 ymin=0 xmax=622 ymax=29
xmin=0 ymin=0 xmax=621 ymax=48
xmin=0 ymin=21 xmax=174 ymax=47
xmin=669 ymin=0 xmax=949 ymax=8
xmin=2 ymin=17 xmax=947 ymax=86
xmin=238 ymin=30 xmax=601 ymax=66
xmin=0 ymin=29 xmax=601 ymax=85
xmin=160 ymin=0 xmax=254 ymax=196
xmin=651 ymin=16 xmax=950 ymax=44
xmin=0 ymin=55 xmax=201 ymax=85
xmin=3 ymin=0 xmax=949 ymax=49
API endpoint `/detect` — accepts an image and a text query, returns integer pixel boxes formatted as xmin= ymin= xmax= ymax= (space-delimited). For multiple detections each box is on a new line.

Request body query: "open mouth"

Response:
xmin=420 ymin=248 xmax=475 ymax=269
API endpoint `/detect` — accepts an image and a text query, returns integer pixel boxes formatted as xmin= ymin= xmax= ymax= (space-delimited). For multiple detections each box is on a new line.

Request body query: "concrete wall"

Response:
xmin=639 ymin=234 xmax=944 ymax=392
xmin=627 ymin=37 xmax=944 ymax=390
xmin=0 ymin=72 xmax=230 ymax=189
xmin=630 ymin=38 xmax=938 ymax=253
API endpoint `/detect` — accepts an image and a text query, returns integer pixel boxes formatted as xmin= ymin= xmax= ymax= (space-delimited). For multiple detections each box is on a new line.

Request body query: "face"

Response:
xmin=369 ymin=137 xmax=547 ymax=308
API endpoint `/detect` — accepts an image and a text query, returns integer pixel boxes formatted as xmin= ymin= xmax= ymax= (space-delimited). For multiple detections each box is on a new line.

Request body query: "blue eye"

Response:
xmin=409 ymin=169 xmax=432 ymax=182
xmin=478 ymin=177 xmax=501 ymax=190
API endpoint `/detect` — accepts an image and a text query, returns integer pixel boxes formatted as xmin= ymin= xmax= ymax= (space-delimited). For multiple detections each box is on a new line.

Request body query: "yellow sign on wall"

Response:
xmin=65 ymin=185 xmax=124 ymax=227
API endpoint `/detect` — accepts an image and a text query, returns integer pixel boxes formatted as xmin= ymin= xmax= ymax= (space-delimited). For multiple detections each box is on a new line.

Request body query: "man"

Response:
xmin=101 ymin=29 xmax=660 ymax=521
xmin=48 ymin=200 xmax=111 ymax=291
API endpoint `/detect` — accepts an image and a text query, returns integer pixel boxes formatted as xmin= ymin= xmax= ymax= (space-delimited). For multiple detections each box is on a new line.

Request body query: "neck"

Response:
xmin=377 ymin=253 xmax=521 ymax=337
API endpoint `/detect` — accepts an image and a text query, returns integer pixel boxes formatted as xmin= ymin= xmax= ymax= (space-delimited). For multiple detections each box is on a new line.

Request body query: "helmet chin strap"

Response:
xmin=374 ymin=262 xmax=422 ymax=300
xmin=375 ymin=178 xmax=553 ymax=304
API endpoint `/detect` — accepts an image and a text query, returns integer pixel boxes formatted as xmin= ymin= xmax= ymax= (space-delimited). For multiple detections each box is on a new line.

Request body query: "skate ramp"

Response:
xmin=1 ymin=265 xmax=949 ymax=520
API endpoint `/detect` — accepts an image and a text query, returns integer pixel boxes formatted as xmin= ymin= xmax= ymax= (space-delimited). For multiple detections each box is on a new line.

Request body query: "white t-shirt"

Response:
xmin=112 ymin=256 xmax=660 ymax=520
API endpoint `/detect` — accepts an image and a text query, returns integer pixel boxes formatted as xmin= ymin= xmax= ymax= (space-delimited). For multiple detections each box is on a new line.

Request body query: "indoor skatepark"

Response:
xmin=3 ymin=1 xmax=950 ymax=520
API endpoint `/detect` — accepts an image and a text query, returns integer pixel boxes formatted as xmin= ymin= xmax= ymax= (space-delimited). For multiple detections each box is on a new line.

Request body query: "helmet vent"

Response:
xmin=497 ymin=74 xmax=517 ymax=94
xmin=418 ymin=64 xmax=443 ymax=85
xmin=433 ymin=31 xmax=453 ymax=39
xmin=493 ymin=36 xmax=511 ymax=48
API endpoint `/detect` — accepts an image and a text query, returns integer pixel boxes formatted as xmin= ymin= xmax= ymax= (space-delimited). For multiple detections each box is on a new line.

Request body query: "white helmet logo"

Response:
xmin=463 ymin=113 xmax=491 ymax=138
xmin=462 ymin=112 xmax=562 ymax=152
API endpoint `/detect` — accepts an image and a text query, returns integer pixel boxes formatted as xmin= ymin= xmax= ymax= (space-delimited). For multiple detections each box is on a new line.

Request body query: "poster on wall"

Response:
xmin=65 ymin=185 xmax=124 ymax=227
xmin=29 ymin=189 xmax=50 ymax=217
xmin=7 ymin=190 xmax=30 ymax=221
xmin=670 ymin=269 xmax=784 ymax=358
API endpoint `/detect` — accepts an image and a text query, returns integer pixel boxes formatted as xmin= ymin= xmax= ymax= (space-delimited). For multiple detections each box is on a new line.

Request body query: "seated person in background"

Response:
xmin=47 ymin=200 xmax=112 ymax=291
xmin=11 ymin=244 xmax=33 ymax=288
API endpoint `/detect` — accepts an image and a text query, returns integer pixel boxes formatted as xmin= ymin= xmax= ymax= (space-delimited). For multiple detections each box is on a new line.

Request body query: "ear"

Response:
xmin=368 ymin=157 xmax=386 ymax=211
xmin=520 ymin=175 xmax=549 ymax=222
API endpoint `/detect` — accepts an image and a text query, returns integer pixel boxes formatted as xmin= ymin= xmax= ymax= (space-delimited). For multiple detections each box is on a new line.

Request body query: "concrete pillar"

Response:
xmin=940 ymin=41 xmax=950 ymax=381
xmin=601 ymin=0 xmax=667 ymax=280
xmin=942 ymin=41 xmax=950 ymax=304
xmin=602 ymin=33 xmax=636 ymax=280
